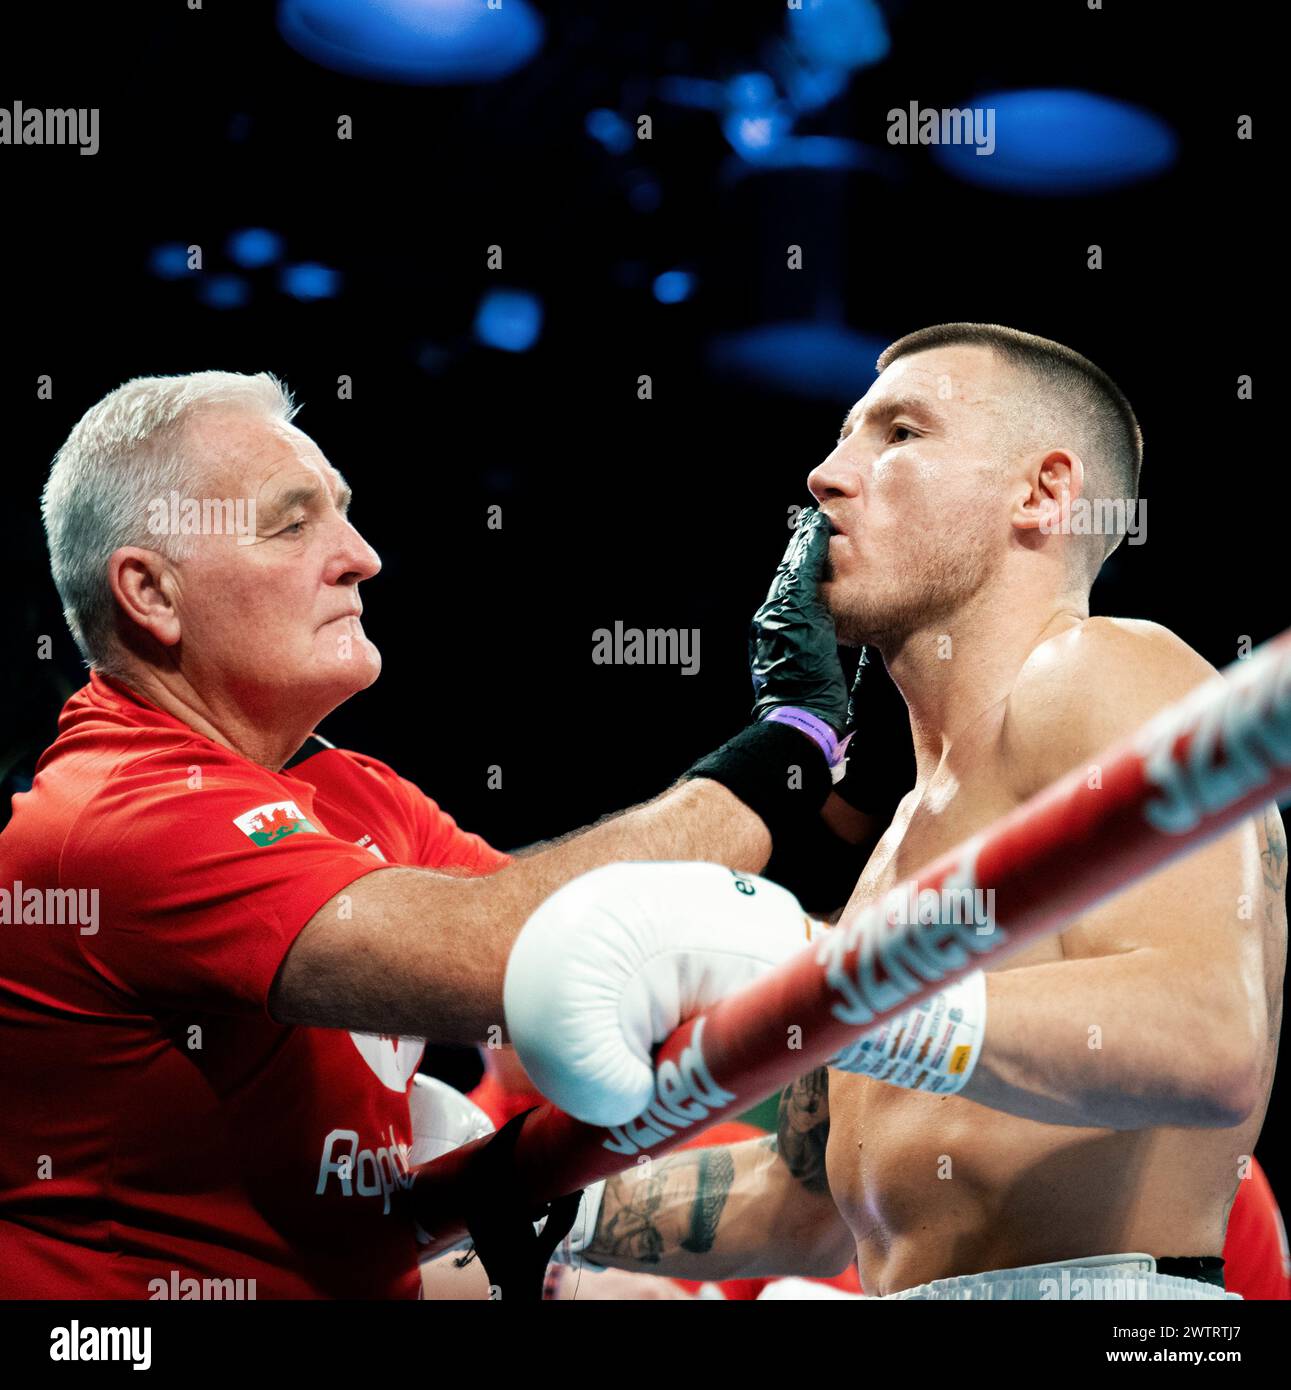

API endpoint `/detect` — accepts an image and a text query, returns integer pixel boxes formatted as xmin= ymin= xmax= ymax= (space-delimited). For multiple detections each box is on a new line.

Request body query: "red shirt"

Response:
xmin=0 ymin=673 xmax=508 ymax=1299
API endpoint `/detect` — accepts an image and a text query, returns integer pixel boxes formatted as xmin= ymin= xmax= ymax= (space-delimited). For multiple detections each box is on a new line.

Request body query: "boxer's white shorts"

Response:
xmin=757 ymin=1254 xmax=1241 ymax=1300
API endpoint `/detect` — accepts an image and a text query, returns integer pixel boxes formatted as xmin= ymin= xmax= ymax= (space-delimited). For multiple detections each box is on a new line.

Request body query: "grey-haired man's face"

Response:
xmin=162 ymin=410 xmax=383 ymax=707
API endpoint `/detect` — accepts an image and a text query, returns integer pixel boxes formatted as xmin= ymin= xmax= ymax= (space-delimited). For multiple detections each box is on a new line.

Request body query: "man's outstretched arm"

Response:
xmin=268 ymin=775 xmax=771 ymax=1037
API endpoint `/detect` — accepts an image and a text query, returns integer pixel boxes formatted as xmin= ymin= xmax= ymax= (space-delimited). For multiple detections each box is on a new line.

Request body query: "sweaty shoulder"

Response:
xmin=999 ymin=616 xmax=1220 ymax=802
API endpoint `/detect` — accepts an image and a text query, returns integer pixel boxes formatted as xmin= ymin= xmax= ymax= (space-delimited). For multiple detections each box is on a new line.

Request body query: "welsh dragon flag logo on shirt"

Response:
xmin=233 ymin=800 xmax=319 ymax=846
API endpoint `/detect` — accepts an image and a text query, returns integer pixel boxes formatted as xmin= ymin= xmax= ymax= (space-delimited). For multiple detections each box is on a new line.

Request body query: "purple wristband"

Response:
xmin=761 ymin=706 xmax=851 ymax=769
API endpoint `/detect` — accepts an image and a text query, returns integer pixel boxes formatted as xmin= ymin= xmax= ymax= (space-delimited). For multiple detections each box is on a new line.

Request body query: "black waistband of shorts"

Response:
xmin=1154 ymin=1256 xmax=1226 ymax=1289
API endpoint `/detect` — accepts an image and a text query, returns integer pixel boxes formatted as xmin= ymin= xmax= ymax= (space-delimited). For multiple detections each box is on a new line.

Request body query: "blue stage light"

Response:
xmin=932 ymin=89 xmax=1178 ymax=194
xmin=786 ymin=0 xmax=890 ymax=71
xmin=148 ymin=243 xmax=190 ymax=280
xmin=720 ymin=69 xmax=794 ymax=163
xmin=652 ymin=270 xmax=695 ymax=305
xmin=585 ymin=108 xmax=632 ymax=155
xmin=198 ymin=274 xmax=251 ymax=310
xmin=708 ymin=321 xmax=887 ymax=400
xmin=278 ymin=0 xmax=543 ymax=84
xmin=279 ymin=263 xmax=342 ymax=300
xmin=724 ymin=134 xmax=869 ymax=173
xmin=723 ymin=108 xmax=794 ymax=161
xmin=473 ymin=289 xmax=542 ymax=352
xmin=227 ymin=228 xmax=285 ymax=269
xmin=726 ymin=72 xmax=778 ymax=110
xmin=781 ymin=63 xmax=849 ymax=114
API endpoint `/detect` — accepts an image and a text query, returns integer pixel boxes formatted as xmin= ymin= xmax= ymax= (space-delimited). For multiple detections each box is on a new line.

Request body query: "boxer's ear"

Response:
xmin=1012 ymin=449 xmax=1084 ymax=532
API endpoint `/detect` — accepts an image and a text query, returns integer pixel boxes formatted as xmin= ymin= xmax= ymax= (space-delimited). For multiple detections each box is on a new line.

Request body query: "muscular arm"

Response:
xmin=269 ymin=777 xmax=770 ymax=1037
xmin=964 ymin=804 xmax=1286 ymax=1129
xmin=961 ymin=621 xmax=1287 ymax=1130
xmin=584 ymin=1071 xmax=852 ymax=1280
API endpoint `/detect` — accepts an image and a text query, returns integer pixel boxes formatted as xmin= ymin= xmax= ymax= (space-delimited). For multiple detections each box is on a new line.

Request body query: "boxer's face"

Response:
xmin=807 ymin=344 xmax=1018 ymax=649
xmin=166 ymin=410 xmax=382 ymax=710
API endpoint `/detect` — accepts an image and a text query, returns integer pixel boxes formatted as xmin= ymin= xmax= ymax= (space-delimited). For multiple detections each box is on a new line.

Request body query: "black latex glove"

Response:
xmin=749 ymin=507 xmax=850 ymax=733
xmin=832 ymin=646 xmax=916 ymax=817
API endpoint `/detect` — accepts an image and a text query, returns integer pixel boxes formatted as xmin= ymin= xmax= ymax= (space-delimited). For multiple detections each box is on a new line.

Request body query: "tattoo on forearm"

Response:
xmin=594 ymin=1170 xmax=671 ymax=1264
xmin=592 ymin=1145 xmax=739 ymax=1265
xmin=1256 ymin=806 xmax=1288 ymax=1044
xmin=777 ymin=1066 xmax=831 ymax=1195
xmin=1259 ymin=807 xmax=1288 ymax=903
xmin=679 ymin=1147 xmax=735 ymax=1254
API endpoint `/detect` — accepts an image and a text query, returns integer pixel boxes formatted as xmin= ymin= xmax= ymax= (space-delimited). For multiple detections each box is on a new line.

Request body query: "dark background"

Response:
xmin=1 ymin=4 xmax=1282 ymax=1193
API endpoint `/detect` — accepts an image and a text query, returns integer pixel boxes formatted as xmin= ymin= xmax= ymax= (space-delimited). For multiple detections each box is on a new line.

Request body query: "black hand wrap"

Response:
xmin=683 ymin=720 xmax=834 ymax=846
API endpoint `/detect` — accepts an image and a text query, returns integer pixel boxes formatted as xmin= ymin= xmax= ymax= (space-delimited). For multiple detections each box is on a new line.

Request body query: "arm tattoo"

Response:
xmin=679 ymin=1147 xmax=735 ymax=1254
xmin=591 ymin=1147 xmax=738 ymax=1265
xmin=1259 ymin=806 xmax=1288 ymax=904
xmin=777 ymin=1066 xmax=831 ymax=1195
xmin=594 ymin=1170 xmax=671 ymax=1264
xmin=1256 ymin=806 xmax=1288 ymax=1044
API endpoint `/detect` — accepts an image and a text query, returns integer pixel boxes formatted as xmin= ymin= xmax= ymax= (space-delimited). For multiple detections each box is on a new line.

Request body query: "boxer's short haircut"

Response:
xmin=877 ymin=323 xmax=1142 ymax=561
xmin=42 ymin=371 xmax=299 ymax=677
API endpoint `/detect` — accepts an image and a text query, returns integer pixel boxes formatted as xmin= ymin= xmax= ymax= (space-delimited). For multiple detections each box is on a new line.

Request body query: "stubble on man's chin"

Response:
xmin=832 ymin=527 xmax=999 ymax=654
xmin=822 ymin=554 xmax=881 ymax=647
xmin=821 ymin=582 xmax=881 ymax=650
xmin=826 ymin=576 xmax=939 ymax=653
xmin=833 ymin=609 xmax=886 ymax=650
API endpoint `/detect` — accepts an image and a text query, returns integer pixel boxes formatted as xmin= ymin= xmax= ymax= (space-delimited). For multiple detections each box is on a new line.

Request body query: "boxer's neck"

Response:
xmin=882 ymin=586 xmax=1087 ymax=785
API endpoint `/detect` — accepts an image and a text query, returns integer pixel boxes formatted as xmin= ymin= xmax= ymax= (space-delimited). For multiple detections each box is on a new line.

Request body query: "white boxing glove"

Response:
xmin=503 ymin=861 xmax=818 ymax=1128
xmin=407 ymin=1073 xmax=495 ymax=1262
xmin=408 ymin=1073 xmax=495 ymax=1166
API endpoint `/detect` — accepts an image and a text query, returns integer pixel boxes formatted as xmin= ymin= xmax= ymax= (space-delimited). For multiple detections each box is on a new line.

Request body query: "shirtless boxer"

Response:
xmin=536 ymin=323 xmax=1288 ymax=1299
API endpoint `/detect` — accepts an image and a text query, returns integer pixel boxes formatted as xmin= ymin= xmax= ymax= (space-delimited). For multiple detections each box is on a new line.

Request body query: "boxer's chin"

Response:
xmin=819 ymin=584 xmax=861 ymax=648
xmin=821 ymin=579 xmax=873 ymax=648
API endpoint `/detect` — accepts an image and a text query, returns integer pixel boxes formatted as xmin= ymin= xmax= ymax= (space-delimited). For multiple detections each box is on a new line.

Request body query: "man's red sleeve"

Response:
xmin=65 ymin=747 xmax=392 ymax=1018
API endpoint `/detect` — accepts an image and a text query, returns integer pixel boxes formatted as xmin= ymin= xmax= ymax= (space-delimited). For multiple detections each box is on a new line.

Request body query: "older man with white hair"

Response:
xmin=0 ymin=371 xmax=876 ymax=1298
